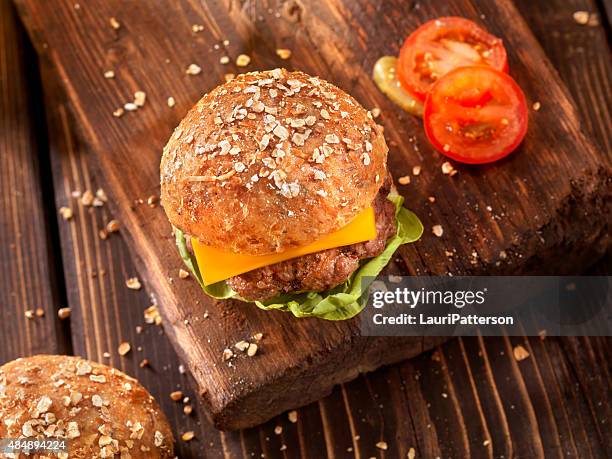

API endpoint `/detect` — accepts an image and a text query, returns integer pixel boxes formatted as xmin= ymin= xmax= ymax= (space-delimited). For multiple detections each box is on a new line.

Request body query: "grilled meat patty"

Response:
xmin=226 ymin=182 xmax=396 ymax=301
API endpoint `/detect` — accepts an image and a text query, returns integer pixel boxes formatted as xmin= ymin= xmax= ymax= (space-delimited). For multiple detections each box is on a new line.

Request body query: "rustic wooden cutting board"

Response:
xmin=15 ymin=0 xmax=610 ymax=430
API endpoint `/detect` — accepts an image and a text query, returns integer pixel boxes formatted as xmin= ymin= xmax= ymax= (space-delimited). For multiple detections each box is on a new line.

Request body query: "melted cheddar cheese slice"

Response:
xmin=192 ymin=207 xmax=377 ymax=285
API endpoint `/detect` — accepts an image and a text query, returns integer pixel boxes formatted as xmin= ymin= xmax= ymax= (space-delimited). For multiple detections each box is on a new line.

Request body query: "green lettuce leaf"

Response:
xmin=175 ymin=194 xmax=423 ymax=320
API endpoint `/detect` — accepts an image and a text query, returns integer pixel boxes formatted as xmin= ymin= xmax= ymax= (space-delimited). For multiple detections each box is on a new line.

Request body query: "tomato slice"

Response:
xmin=398 ymin=17 xmax=508 ymax=101
xmin=423 ymin=66 xmax=528 ymax=164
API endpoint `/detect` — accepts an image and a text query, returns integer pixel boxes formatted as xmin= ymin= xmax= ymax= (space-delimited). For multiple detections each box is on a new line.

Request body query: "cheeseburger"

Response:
xmin=160 ymin=68 xmax=422 ymax=320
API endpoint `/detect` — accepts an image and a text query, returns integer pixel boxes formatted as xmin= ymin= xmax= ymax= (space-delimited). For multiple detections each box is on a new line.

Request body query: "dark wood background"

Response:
xmin=1 ymin=0 xmax=610 ymax=457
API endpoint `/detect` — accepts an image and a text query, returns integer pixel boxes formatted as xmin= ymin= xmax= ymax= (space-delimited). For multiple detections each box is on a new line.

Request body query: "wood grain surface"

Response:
xmin=0 ymin=0 xmax=68 ymax=359
xmin=1 ymin=0 xmax=610 ymax=457
xmin=12 ymin=0 xmax=611 ymax=430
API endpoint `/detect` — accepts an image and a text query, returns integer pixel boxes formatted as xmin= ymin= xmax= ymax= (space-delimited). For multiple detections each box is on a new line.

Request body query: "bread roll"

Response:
xmin=0 ymin=355 xmax=174 ymax=458
xmin=161 ymin=68 xmax=388 ymax=255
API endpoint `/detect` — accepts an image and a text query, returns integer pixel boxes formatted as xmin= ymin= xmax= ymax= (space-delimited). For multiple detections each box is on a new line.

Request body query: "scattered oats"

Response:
xmin=109 ymin=17 xmax=121 ymax=30
xmin=183 ymin=405 xmax=193 ymax=415
xmin=118 ymin=342 xmax=131 ymax=356
xmin=104 ymin=70 xmax=115 ymax=79
xmin=280 ymin=445 xmax=287 ymax=451
xmin=106 ymin=219 xmax=120 ymax=233
xmin=178 ymin=269 xmax=190 ymax=279
xmin=432 ymin=225 xmax=444 ymax=237
xmin=219 ymin=55 xmax=230 ymax=65
xmin=93 ymin=193 xmax=106 ymax=207
xmin=443 ymin=144 xmax=451 ymax=152
xmin=408 ymin=447 xmax=416 ymax=459
xmin=234 ymin=161 xmax=246 ymax=173
xmin=222 ymin=348 xmax=234 ymax=361
xmin=253 ymin=332 xmax=263 ymax=341
xmin=274 ymin=425 xmax=283 ymax=434
xmin=59 ymin=206 xmax=73 ymax=220
xmin=305 ymin=115 xmax=316 ymax=126
xmin=361 ymin=152 xmax=371 ymax=166
xmin=147 ymin=195 xmax=159 ymax=207
xmin=483 ymin=439 xmax=490 ymax=446
xmin=235 ymin=340 xmax=249 ymax=352
xmin=539 ymin=329 xmax=547 ymax=340
xmin=191 ymin=24 xmax=204 ymax=32
xmin=144 ymin=305 xmax=162 ymax=325
xmin=25 ymin=309 xmax=34 ymax=319
xmin=90 ymin=374 xmax=107 ymax=383
xmin=320 ymin=109 xmax=330 ymax=120
xmin=288 ymin=410 xmax=298 ymax=423
xmin=167 ymin=96 xmax=176 ymax=107
xmin=186 ymin=64 xmax=202 ymax=75
xmin=236 ymin=54 xmax=251 ymax=67
xmin=247 ymin=343 xmax=258 ymax=357
xmin=398 ymin=175 xmax=410 ymax=185
xmin=58 ymin=307 xmax=71 ymax=320
xmin=124 ymin=102 xmax=138 ymax=111
xmin=573 ymin=10 xmax=589 ymax=25
xmin=428 ymin=196 xmax=436 ymax=203
xmin=113 ymin=108 xmax=124 ymax=117
xmin=81 ymin=190 xmax=94 ymax=206
xmin=182 ymin=431 xmax=195 ymax=442
xmin=499 ymin=250 xmax=508 ymax=260
xmin=513 ymin=345 xmax=530 ymax=361
xmin=441 ymin=161 xmax=456 ymax=175
xmin=441 ymin=392 xmax=448 ymax=398
xmin=532 ymin=101 xmax=541 ymax=111
xmin=224 ymin=73 xmax=235 ymax=82
xmin=376 ymin=441 xmax=388 ymax=450
xmin=412 ymin=165 xmax=421 ymax=176
xmin=134 ymin=91 xmax=146 ymax=107
xmin=276 ymin=48 xmax=292 ymax=59
xmin=36 ymin=308 xmax=45 ymax=317
xmin=371 ymin=107 xmax=381 ymax=118
xmin=170 ymin=391 xmax=183 ymax=401
xmin=139 ymin=359 xmax=149 ymax=368
xmin=126 ymin=277 xmax=142 ymax=290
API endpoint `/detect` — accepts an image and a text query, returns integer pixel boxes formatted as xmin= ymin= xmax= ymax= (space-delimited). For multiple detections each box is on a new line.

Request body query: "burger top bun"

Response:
xmin=0 ymin=355 xmax=174 ymax=458
xmin=161 ymin=68 xmax=388 ymax=256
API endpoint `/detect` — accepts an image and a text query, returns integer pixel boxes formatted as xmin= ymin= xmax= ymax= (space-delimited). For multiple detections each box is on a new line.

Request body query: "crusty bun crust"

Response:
xmin=0 ymin=355 xmax=174 ymax=458
xmin=161 ymin=68 xmax=388 ymax=256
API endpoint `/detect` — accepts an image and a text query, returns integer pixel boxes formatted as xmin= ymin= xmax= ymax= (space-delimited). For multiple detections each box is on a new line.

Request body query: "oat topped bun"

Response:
xmin=0 ymin=355 xmax=174 ymax=458
xmin=161 ymin=68 xmax=388 ymax=256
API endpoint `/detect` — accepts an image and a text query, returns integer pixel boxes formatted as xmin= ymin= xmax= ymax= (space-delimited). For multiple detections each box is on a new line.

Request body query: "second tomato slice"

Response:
xmin=423 ymin=66 xmax=528 ymax=164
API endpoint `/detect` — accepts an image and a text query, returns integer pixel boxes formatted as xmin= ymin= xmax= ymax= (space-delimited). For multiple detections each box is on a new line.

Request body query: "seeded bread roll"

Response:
xmin=0 ymin=355 xmax=174 ymax=458
xmin=160 ymin=68 xmax=388 ymax=256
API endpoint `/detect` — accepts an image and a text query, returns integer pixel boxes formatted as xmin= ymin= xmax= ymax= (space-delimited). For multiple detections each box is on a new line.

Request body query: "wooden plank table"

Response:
xmin=11 ymin=0 xmax=612 ymax=432
xmin=1 ymin=0 xmax=610 ymax=457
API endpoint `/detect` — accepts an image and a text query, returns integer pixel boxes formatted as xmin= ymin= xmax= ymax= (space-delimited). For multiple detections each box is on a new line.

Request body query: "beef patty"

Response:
xmin=226 ymin=182 xmax=397 ymax=301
